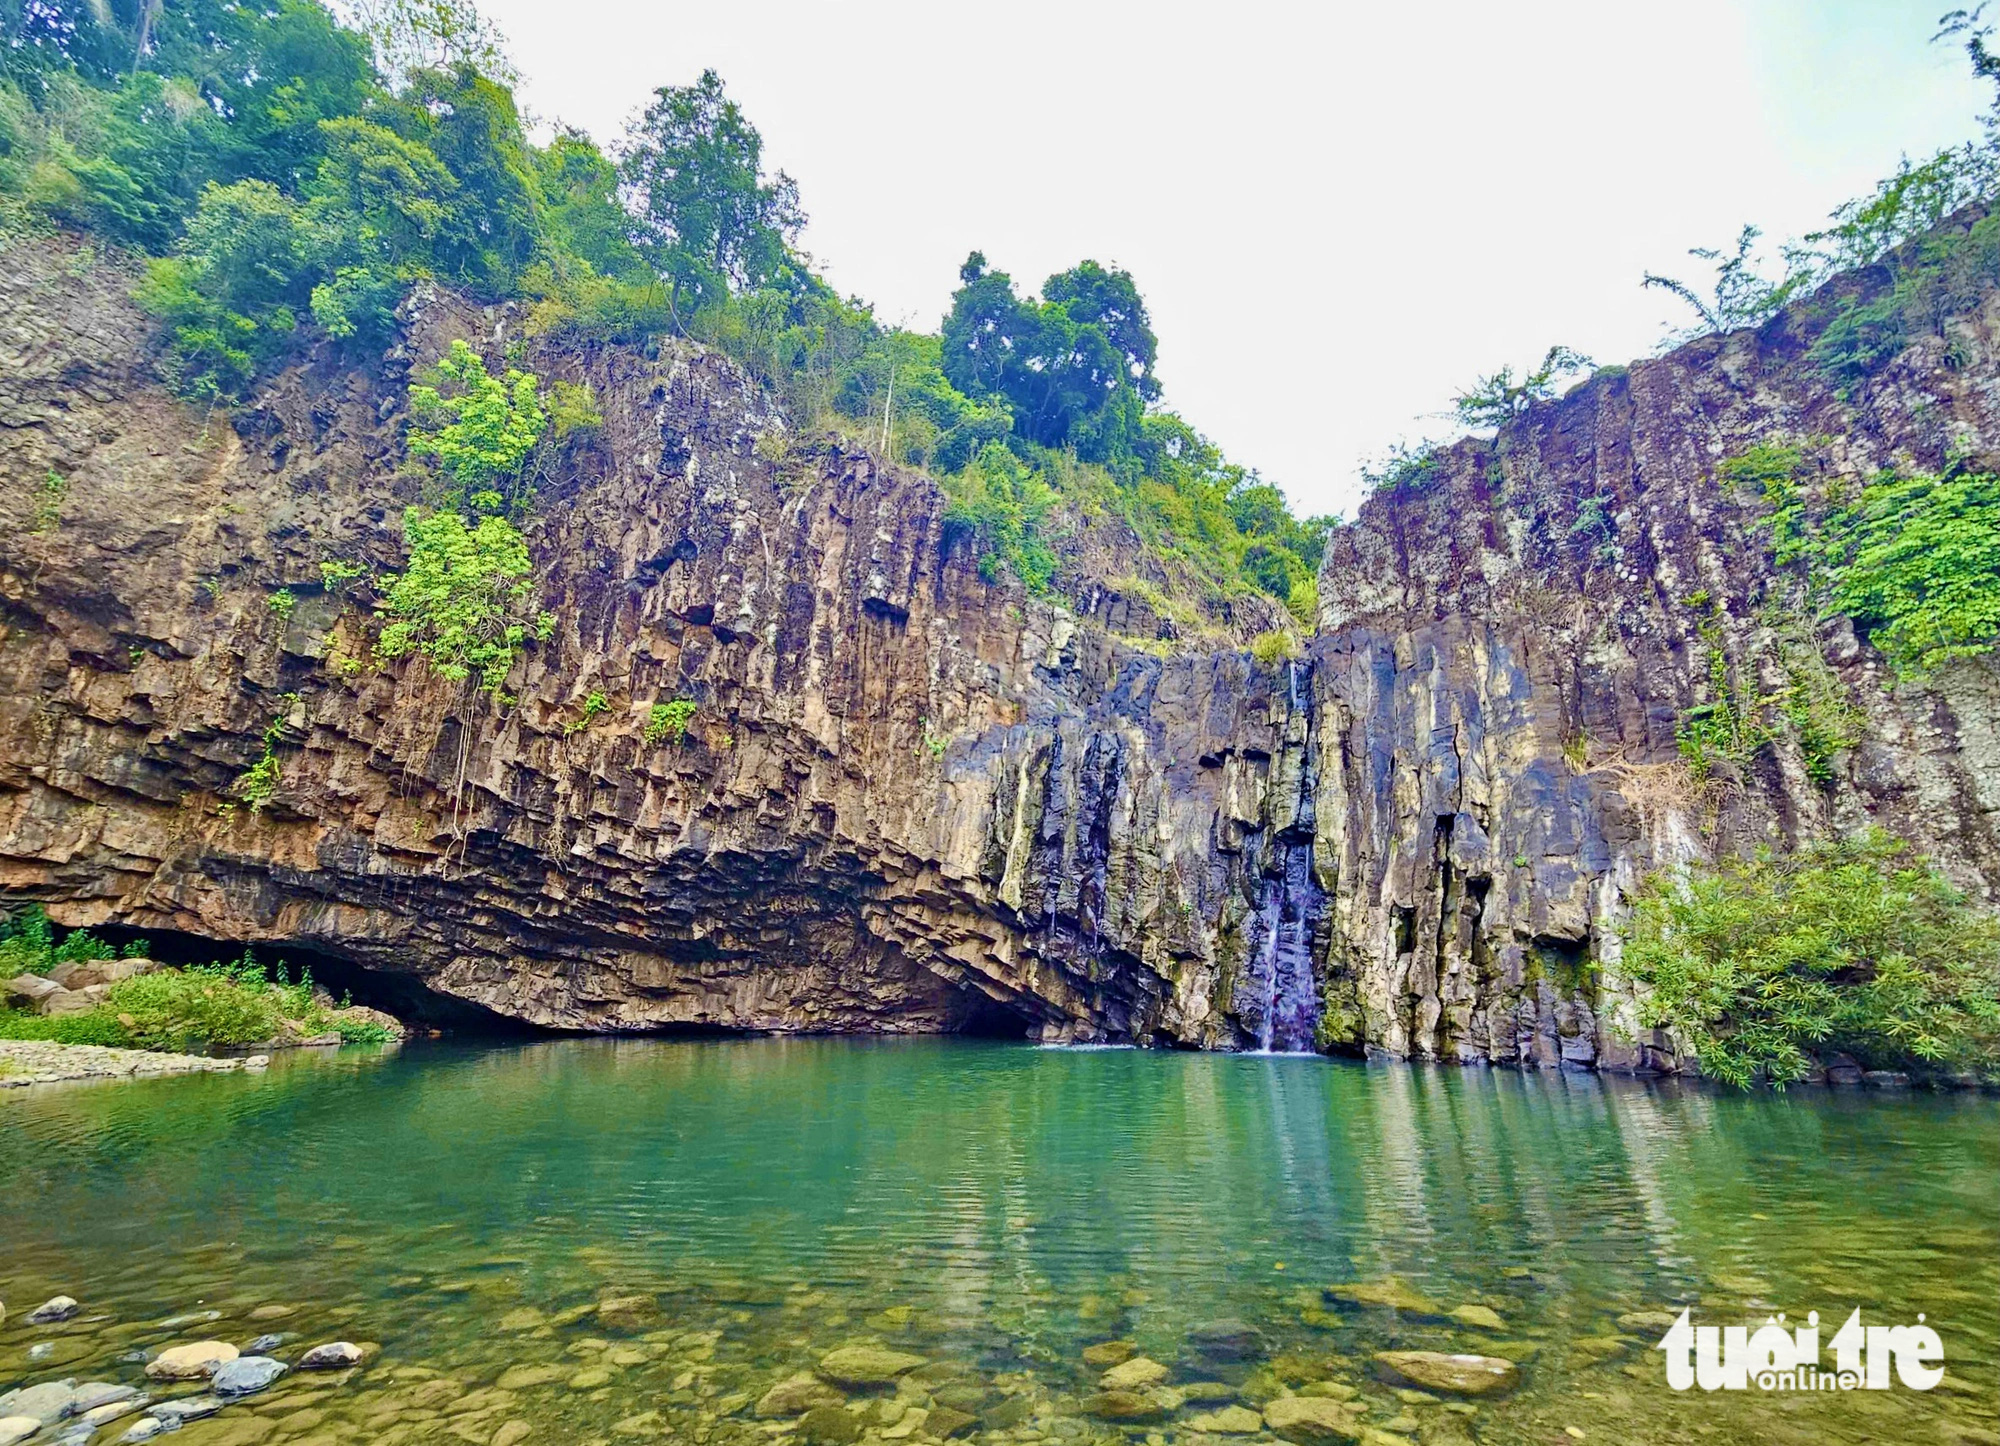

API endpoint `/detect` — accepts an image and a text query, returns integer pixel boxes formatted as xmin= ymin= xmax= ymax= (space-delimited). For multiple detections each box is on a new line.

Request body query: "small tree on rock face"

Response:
xmin=618 ymin=69 xmax=805 ymax=319
xmin=1452 ymin=345 xmax=1594 ymax=430
xmin=407 ymin=338 xmax=548 ymax=511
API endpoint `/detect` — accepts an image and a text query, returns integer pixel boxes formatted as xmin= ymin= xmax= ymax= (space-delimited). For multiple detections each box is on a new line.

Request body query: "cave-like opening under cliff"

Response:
xmin=951 ymin=990 xmax=1037 ymax=1039
xmin=85 ymin=924 xmax=544 ymax=1036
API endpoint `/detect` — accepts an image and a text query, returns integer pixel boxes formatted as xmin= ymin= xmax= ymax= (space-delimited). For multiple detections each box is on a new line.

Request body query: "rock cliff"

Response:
xmin=1 ymin=227 xmax=1994 ymax=1066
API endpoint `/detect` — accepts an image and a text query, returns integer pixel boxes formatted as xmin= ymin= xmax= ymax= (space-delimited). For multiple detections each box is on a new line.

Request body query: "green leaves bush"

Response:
xmin=1623 ymin=831 xmax=2000 ymax=1087
xmin=377 ymin=509 xmax=540 ymax=696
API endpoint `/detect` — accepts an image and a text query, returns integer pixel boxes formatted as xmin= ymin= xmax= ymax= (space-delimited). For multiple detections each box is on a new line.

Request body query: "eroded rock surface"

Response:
xmin=1 ymin=230 xmax=1994 ymax=1066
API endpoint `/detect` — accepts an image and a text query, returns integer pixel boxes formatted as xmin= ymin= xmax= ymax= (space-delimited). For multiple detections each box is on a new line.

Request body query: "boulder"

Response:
xmin=0 ymin=1419 xmax=42 ymax=1446
xmin=39 ymin=987 xmax=95 ymax=1015
xmin=70 ymin=1384 xmax=139 ymax=1414
xmin=146 ymin=1341 xmax=239 ymax=1380
xmin=213 ymin=1355 xmax=289 ymax=1397
xmin=1080 ymin=1339 xmax=1136 ymax=1368
xmin=25 ymin=1295 xmax=80 ymax=1324
xmin=817 ymin=1345 xmax=926 ymax=1387
xmin=4 ymin=975 xmax=64 ymax=1007
xmin=755 ymin=1374 xmax=845 ymax=1418
xmin=1262 ymin=1395 xmax=1364 ymax=1445
xmin=48 ymin=958 xmax=155 ymax=990
xmin=1371 ymin=1351 xmax=1520 ymax=1397
xmin=297 ymin=1341 xmax=365 ymax=1370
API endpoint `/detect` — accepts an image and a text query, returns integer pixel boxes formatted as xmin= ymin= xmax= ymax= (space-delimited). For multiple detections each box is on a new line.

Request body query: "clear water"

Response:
xmin=1 ymin=1039 xmax=1995 ymax=1446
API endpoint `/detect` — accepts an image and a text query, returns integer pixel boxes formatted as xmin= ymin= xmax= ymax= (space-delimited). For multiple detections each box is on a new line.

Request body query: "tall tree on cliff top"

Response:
xmin=618 ymin=68 xmax=805 ymax=321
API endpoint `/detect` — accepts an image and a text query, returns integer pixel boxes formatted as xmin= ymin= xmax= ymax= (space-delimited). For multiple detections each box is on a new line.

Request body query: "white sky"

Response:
xmin=479 ymin=0 xmax=1988 ymax=518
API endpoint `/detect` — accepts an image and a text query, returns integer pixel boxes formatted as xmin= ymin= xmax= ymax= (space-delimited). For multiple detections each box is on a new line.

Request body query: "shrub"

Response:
xmin=644 ymin=698 xmax=697 ymax=746
xmin=1249 ymin=630 xmax=1299 ymax=666
xmin=0 ymin=904 xmax=126 ymax=976
xmin=376 ymin=509 xmax=543 ymax=697
xmin=1622 ymin=831 xmax=2000 ymax=1087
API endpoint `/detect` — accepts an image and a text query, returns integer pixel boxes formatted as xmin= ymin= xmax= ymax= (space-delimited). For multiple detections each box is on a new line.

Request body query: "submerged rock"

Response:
xmin=1448 ymin=1305 xmax=1504 ymax=1331
xmin=1187 ymin=1406 xmax=1264 ymax=1434
xmin=1098 ymin=1357 xmax=1167 ymax=1391
xmin=1186 ymin=1320 xmax=1262 ymax=1362
xmin=1079 ymin=1340 xmax=1136 ymax=1368
xmin=1371 ymin=1351 xmax=1520 ymax=1396
xmin=756 ymin=1375 xmax=846 ymax=1418
xmin=818 ymin=1345 xmax=926 ymax=1387
xmin=796 ymin=1406 xmax=862 ymax=1445
xmin=246 ymin=1333 xmax=291 ymax=1355
xmin=150 ymin=1395 xmax=224 ymax=1423
xmin=1321 ymin=1280 xmax=1444 ymax=1317
xmin=596 ymin=1296 xmax=662 ymax=1331
xmin=1262 ymin=1395 xmax=1364 ymax=1445
xmin=1080 ymin=1390 xmax=1170 ymax=1422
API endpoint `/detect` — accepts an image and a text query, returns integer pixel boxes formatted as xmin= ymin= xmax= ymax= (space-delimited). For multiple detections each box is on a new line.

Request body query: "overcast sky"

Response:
xmin=479 ymin=0 xmax=1987 ymax=518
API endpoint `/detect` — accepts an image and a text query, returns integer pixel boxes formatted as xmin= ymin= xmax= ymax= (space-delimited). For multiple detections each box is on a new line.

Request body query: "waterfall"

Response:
xmin=1242 ymin=659 xmax=1324 ymax=1054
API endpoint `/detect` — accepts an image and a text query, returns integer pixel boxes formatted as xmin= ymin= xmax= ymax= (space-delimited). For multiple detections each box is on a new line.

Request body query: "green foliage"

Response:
xmin=1780 ymin=642 xmax=1864 ymax=785
xmin=942 ymin=443 xmax=1059 ymax=593
xmin=1249 ymin=629 xmax=1300 ymax=667
xmin=320 ymin=558 xmax=368 ymax=593
xmin=644 ymin=698 xmax=697 ymax=746
xmin=1452 ymin=345 xmax=1593 ymax=429
xmin=29 ymin=469 xmax=65 ymax=532
xmin=1730 ymin=442 xmax=2000 ymax=676
xmin=565 ymin=689 xmax=610 ymax=734
xmin=619 ymin=68 xmax=804 ymax=317
xmin=407 ymin=339 xmax=548 ymax=508
xmin=1361 ymin=442 xmax=1443 ymax=498
xmin=1675 ymin=614 xmax=1775 ymax=783
xmin=376 ymin=508 xmax=536 ymax=696
xmin=1827 ymin=470 xmax=2000 ymax=674
xmin=0 ymin=903 xmax=62 ymax=975
xmin=4 ymin=0 xmax=1329 ymax=629
xmin=1623 ymin=831 xmax=2000 ymax=1087
xmin=236 ymin=699 xmax=297 ymax=811
xmin=269 ymin=587 xmax=297 ymax=622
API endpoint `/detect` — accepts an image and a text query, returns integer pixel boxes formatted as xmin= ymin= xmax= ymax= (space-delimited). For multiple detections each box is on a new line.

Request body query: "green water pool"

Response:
xmin=1 ymin=1039 xmax=1995 ymax=1446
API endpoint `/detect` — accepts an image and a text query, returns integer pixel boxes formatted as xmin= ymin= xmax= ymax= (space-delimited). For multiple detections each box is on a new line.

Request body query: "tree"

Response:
xmin=618 ymin=69 xmax=804 ymax=317
xmin=345 ymin=0 xmax=516 ymax=91
xmin=1452 ymin=344 xmax=1594 ymax=429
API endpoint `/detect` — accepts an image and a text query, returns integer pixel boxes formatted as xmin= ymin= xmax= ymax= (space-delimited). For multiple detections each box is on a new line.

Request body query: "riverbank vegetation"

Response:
xmin=0 ymin=0 xmax=1327 ymax=620
xmin=1622 ymin=832 xmax=2000 ymax=1088
xmin=0 ymin=906 xmax=395 ymax=1050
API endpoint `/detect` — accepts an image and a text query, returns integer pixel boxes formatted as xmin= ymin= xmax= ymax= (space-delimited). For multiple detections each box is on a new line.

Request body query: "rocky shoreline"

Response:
xmin=0 ymin=1042 xmax=270 ymax=1090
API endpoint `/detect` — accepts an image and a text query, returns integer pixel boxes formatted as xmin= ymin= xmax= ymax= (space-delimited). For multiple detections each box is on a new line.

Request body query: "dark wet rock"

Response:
xmin=26 ymin=1296 xmax=80 ymax=1324
xmin=1372 ymin=1351 xmax=1520 ymax=1397
xmin=297 ymin=1341 xmax=364 ymax=1370
xmin=212 ymin=1356 xmax=288 ymax=1397
xmin=796 ymin=1406 xmax=862 ymax=1445
xmin=1187 ymin=1320 xmax=1263 ymax=1362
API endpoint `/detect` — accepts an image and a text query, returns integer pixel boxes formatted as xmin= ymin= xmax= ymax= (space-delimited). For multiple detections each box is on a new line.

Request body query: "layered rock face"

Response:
xmin=1 ymin=233 xmax=1994 ymax=1065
